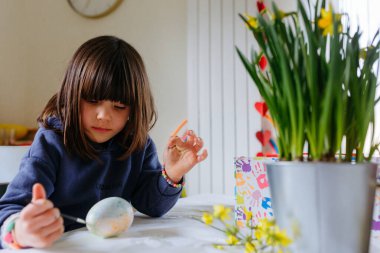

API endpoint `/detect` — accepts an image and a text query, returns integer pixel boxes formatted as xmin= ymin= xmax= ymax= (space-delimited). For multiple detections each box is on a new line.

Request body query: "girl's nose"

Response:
xmin=96 ymin=106 xmax=111 ymax=121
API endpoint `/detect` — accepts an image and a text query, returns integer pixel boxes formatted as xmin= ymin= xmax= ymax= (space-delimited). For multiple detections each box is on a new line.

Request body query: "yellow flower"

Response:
xmin=254 ymin=228 xmax=264 ymax=240
xmin=244 ymin=241 xmax=256 ymax=253
xmin=213 ymin=244 xmax=224 ymax=250
xmin=317 ymin=5 xmax=342 ymax=36
xmin=226 ymin=235 xmax=239 ymax=245
xmin=202 ymin=212 xmax=213 ymax=225
xmin=213 ymin=205 xmax=231 ymax=221
xmin=199 ymin=211 xmax=292 ymax=252
xmin=274 ymin=229 xmax=292 ymax=247
xmin=257 ymin=218 xmax=275 ymax=231
xmin=245 ymin=14 xmax=258 ymax=29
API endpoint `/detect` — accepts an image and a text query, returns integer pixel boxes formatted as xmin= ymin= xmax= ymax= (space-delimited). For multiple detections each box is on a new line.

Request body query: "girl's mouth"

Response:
xmin=92 ymin=127 xmax=111 ymax=132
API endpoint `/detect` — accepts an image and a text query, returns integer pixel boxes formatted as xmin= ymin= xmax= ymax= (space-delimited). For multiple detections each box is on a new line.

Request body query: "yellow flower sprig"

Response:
xmin=317 ymin=4 xmax=343 ymax=36
xmin=199 ymin=205 xmax=292 ymax=252
xmin=244 ymin=14 xmax=258 ymax=29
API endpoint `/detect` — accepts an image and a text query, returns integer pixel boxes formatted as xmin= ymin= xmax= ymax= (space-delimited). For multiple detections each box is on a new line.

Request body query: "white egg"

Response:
xmin=86 ymin=197 xmax=134 ymax=238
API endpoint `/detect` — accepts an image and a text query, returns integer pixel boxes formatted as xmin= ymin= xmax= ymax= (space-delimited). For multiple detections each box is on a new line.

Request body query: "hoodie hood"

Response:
xmin=46 ymin=116 xmax=63 ymax=131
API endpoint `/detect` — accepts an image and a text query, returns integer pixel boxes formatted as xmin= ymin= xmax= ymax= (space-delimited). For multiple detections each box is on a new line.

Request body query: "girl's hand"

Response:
xmin=14 ymin=183 xmax=64 ymax=248
xmin=163 ymin=130 xmax=208 ymax=183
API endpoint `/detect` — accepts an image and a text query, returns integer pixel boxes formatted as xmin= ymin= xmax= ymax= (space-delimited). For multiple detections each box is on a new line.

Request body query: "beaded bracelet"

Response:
xmin=1 ymin=213 xmax=23 ymax=249
xmin=161 ymin=167 xmax=184 ymax=188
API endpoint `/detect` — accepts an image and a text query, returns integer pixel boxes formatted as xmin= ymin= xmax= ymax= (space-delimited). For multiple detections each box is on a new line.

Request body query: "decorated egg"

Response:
xmin=86 ymin=197 xmax=134 ymax=238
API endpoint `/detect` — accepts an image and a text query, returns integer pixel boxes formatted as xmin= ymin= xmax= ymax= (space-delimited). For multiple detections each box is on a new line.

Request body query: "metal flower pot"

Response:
xmin=266 ymin=162 xmax=377 ymax=253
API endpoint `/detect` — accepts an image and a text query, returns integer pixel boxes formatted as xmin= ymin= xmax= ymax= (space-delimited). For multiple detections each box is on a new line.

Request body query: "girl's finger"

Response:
xmin=39 ymin=217 xmax=64 ymax=237
xmin=44 ymin=224 xmax=65 ymax=245
xmin=169 ymin=136 xmax=188 ymax=151
xmin=166 ymin=136 xmax=179 ymax=149
xmin=20 ymin=201 xmax=54 ymax=220
xmin=167 ymin=146 xmax=181 ymax=160
xmin=32 ymin=183 xmax=46 ymax=202
xmin=197 ymin=149 xmax=208 ymax=162
xmin=34 ymin=224 xmax=64 ymax=249
xmin=178 ymin=135 xmax=194 ymax=149
xmin=29 ymin=208 xmax=61 ymax=229
xmin=182 ymin=130 xmax=194 ymax=140
xmin=193 ymin=137 xmax=204 ymax=151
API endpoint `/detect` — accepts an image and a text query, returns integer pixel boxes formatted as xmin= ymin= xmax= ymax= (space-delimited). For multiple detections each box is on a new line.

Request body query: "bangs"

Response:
xmin=80 ymin=57 xmax=135 ymax=105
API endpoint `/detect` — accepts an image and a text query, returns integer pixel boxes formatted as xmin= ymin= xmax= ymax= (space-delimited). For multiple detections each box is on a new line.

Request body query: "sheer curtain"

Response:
xmin=337 ymin=0 xmax=380 ymax=151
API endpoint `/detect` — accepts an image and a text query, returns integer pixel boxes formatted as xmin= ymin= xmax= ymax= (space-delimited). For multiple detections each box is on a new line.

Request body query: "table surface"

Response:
xmin=1 ymin=194 xmax=379 ymax=253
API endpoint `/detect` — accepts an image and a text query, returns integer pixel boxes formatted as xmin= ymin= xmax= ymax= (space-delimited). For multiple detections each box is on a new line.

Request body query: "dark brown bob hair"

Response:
xmin=38 ymin=35 xmax=157 ymax=160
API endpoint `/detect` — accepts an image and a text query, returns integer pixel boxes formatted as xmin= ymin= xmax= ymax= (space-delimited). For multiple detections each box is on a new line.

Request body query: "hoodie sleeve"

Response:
xmin=0 ymin=129 xmax=61 ymax=233
xmin=130 ymin=138 xmax=182 ymax=217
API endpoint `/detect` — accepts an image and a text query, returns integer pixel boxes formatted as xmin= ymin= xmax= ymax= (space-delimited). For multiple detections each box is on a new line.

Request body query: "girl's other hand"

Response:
xmin=14 ymin=183 xmax=64 ymax=248
xmin=163 ymin=130 xmax=208 ymax=183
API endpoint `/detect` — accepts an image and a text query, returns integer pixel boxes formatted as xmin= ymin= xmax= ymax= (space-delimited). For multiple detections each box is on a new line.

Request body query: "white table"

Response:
xmin=1 ymin=194 xmax=379 ymax=253
xmin=2 ymin=194 xmax=238 ymax=253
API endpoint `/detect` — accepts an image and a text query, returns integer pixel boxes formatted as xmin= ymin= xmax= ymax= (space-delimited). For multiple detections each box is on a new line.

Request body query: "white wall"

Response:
xmin=0 ymin=0 xmax=187 ymax=159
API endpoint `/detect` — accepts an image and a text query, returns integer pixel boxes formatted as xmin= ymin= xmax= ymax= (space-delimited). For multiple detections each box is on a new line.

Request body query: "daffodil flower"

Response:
xmin=245 ymin=14 xmax=258 ymax=29
xmin=317 ymin=5 xmax=342 ymax=36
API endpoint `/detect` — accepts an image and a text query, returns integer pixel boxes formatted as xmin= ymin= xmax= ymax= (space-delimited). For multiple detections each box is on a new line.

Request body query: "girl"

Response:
xmin=0 ymin=35 xmax=207 ymax=249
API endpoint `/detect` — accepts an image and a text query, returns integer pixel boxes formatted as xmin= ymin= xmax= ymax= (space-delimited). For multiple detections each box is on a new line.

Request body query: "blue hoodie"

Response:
xmin=0 ymin=117 xmax=181 ymax=244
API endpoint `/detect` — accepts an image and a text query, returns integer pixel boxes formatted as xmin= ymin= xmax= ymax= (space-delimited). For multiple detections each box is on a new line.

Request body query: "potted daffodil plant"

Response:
xmin=236 ymin=0 xmax=380 ymax=252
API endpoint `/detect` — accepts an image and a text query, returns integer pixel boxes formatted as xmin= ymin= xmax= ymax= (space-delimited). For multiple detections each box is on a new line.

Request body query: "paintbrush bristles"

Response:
xmin=61 ymin=213 xmax=86 ymax=224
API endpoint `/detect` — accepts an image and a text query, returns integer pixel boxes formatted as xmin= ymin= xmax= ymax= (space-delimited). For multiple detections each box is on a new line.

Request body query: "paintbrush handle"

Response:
xmin=61 ymin=213 xmax=86 ymax=225
xmin=171 ymin=119 xmax=188 ymax=137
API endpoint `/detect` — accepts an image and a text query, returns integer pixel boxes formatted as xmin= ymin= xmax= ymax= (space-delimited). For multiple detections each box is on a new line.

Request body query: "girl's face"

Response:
xmin=80 ymin=99 xmax=130 ymax=143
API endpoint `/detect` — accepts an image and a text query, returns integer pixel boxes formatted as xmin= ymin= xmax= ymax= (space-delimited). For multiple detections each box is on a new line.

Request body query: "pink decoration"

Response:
xmin=256 ymin=174 xmax=269 ymax=189
xmin=254 ymin=102 xmax=268 ymax=116
xmin=256 ymin=130 xmax=271 ymax=146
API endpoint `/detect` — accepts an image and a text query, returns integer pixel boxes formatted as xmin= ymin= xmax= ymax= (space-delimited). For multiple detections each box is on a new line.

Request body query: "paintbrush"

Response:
xmin=61 ymin=213 xmax=86 ymax=225
xmin=171 ymin=119 xmax=188 ymax=137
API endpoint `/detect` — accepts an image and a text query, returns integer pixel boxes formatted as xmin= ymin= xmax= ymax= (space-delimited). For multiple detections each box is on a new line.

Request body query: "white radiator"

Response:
xmin=186 ymin=0 xmax=264 ymax=196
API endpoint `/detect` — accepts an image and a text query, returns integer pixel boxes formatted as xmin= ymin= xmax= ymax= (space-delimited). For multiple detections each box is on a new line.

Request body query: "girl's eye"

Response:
xmin=113 ymin=101 xmax=128 ymax=110
xmin=87 ymin=100 xmax=98 ymax=104
xmin=114 ymin=104 xmax=127 ymax=110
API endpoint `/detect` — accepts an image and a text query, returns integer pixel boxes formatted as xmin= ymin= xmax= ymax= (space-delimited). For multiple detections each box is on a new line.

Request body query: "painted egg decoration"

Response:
xmin=86 ymin=197 xmax=134 ymax=238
